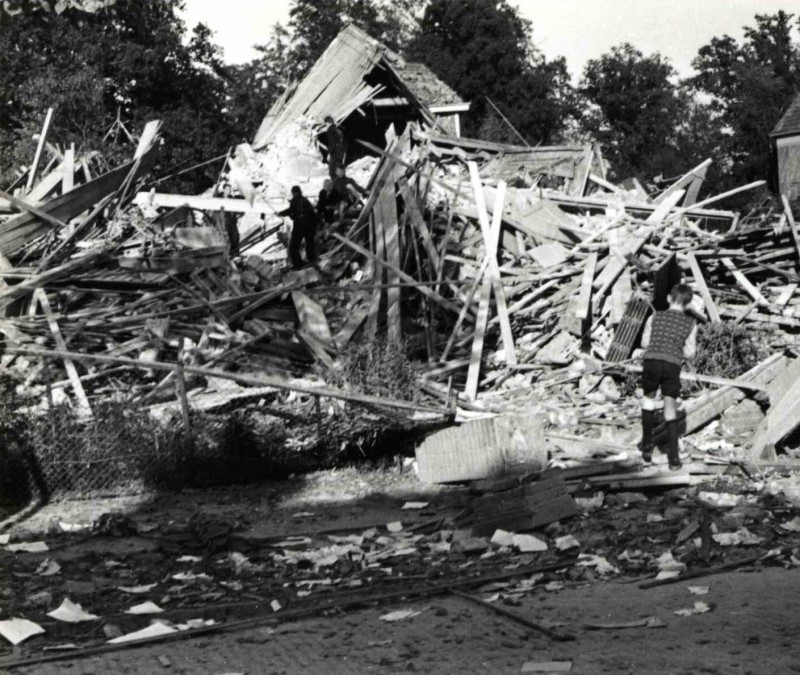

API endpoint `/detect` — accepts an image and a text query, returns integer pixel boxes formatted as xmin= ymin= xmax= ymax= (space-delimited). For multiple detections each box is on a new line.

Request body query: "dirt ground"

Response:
xmin=1 ymin=464 xmax=799 ymax=674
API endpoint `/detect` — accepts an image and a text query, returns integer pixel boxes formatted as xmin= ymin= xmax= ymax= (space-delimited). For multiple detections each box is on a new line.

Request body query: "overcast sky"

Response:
xmin=181 ymin=0 xmax=799 ymax=79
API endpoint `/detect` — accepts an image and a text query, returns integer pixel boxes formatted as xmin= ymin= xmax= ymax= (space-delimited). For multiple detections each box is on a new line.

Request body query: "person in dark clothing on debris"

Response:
xmin=217 ymin=185 xmax=240 ymax=256
xmin=332 ymin=166 xmax=367 ymax=220
xmin=278 ymin=185 xmax=318 ymax=269
xmin=509 ymin=164 xmax=533 ymax=188
xmin=638 ymin=283 xmax=698 ymax=471
xmin=317 ymin=179 xmax=337 ymax=225
xmin=325 ymin=115 xmax=345 ymax=179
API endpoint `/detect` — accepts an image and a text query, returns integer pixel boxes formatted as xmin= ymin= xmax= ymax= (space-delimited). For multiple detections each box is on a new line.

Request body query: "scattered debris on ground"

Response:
xmin=2 ymin=23 xmax=800 ymax=670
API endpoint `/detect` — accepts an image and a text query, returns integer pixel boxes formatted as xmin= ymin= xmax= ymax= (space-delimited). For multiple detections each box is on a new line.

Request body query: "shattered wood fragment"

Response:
xmin=1 ymin=142 xmax=158 ymax=256
xmin=26 ymin=107 xmax=54 ymax=193
xmin=464 ymin=476 xmax=578 ymax=535
xmin=574 ymin=252 xmax=597 ymax=322
xmin=781 ymin=194 xmax=800 ymax=266
xmin=331 ymin=234 xmax=461 ymax=315
xmin=686 ymin=252 xmax=721 ymax=323
xmin=292 ymin=291 xmax=333 ymax=348
xmin=416 ymin=413 xmax=546 ymax=483
xmin=721 ymin=257 xmax=771 ymax=308
xmin=32 ymin=288 xmax=92 ymax=416
xmin=605 ymin=295 xmax=650 ymax=363
xmin=654 ymin=158 xmax=711 ymax=206
xmin=745 ymin=370 xmax=800 ymax=460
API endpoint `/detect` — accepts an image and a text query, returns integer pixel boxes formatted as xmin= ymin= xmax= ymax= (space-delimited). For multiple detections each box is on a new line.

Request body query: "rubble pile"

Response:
xmin=1 ymin=23 xmax=800 ymax=486
xmin=1 ymin=466 xmax=800 ymax=661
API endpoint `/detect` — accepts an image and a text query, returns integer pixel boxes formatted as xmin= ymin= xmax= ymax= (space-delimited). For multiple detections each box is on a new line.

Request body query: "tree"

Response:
xmin=0 ymin=0 xmax=116 ymax=24
xmin=579 ymin=43 xmax=693 ymax=182
xmin=690 ymin=11 xmax=800 ymax=194
xmin=0 ymin=0 xmax=236 ymax=192
xmin=406 ymin=0 xmax=574 ymax=144
xmin=247 ymin=0 xmax=424 ymax=87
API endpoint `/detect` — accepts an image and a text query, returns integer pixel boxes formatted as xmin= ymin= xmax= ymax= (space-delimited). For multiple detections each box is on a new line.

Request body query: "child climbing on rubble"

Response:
xmin=638 ymin=283 xmax=698 ymax=470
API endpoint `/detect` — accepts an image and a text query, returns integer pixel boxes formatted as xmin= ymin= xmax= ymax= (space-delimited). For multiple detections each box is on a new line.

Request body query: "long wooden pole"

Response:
xmin=25 ymin=107 xmax=54 ymax=193
xmin=8 ymin=347 xmax=447 ymax=415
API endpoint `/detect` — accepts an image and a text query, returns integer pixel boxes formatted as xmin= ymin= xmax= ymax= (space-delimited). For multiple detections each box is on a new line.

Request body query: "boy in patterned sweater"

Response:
xmin=639 ymin=283 xmax=698 ymax=470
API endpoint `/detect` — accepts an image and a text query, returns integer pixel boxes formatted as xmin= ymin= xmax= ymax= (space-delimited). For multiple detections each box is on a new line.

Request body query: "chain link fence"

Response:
xmin=1 ymin=355 xmax=435 ymax=505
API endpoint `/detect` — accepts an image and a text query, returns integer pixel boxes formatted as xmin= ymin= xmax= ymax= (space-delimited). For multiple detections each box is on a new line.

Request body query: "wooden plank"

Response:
xmin=548 ymin=192 xmax=734 ymax=223
xmin=468 ymin=477 xmax=578 ymax=535
xmin=609 ymin=268 xmax=632 ymax=326
xmin=467 ymin=165 xmax=515 ymax=364
xmin=134 ymin=192 xmax=275 ymax=215
xmin=367 ymin=211 xmax=386 ymax=335
xmin=440 ymin=258 xmax=490 ymax=362
xmin=617 ymin=363 xmax=768 ymax=392
xmin=32 ymin=288 xmax=92 ymax=416
xmin=720 ymin=257 xmax=771 ymax=307
xmin=684 ymin=353 xmax=787 ymax=434
xmin=0 ymin=142 xmax=158 ymax=256
xmin=667 ymin=181 xmax=765 ymax=222
xmin=465 ymin=169 xmax=516 ymax=396
xmin=292 ymin=291 xmax=333 ymax=347
xmin=0 ymin=188 xmax=68 ymax=230
xmin=134 ymin=121 xmax=162 ymax=160
xmin=745 ymin=372 xmax=800 ymax=459
xmin=12 ymin=346 xmax=446 ymax=415
xmin=570 ymin=145 xmax=593 ymax=197
xmin=775 ymin=283 xmax=798 ymax=308
xmin=22 ymin=160 xmax=66 ymax=205
xmin=62 ymin=145 xmax=75 ymax=194
xmin=575 ymin=252 xmax=599 ymax=321
xmin=331 ymin=233 xmax=461 ymax=315
xmin=687 ymin=252 xmax=721 ymax=323
xmin=487 ymin=183 xmax=516 ymax=366
xmin=654 ymin=158 xmax=711 ymax=206
xmin=380 ymin=132 xmax=402 ymax=343
xmin=0 ymin=249 xmax=105 ymax=313
xmin=781 ymin=194 xmax=800 ymax=268
xmin=25 ymin=107 xmax=53 ymax=193
xmin=333 ymin=307 xmax=368 ymax=350
xmin=465 ymin=275 xmax=493 ymax=400
xmin=591 ymin=190 xmax=686 ymax=309
xmin=399 ymin=178 xmax=439 ymax=269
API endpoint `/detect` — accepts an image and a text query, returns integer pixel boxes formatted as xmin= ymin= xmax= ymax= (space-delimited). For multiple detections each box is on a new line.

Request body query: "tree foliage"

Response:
xmin=406 ymin=0 xmax=574 ymax=144
xmin=579 ymin=43 xmax=694 ymax=182
xmin=0 ymin=0 xmax=236 ymax=192
xmin=689 ymin=11 xmax=800 ymax=193
xmin=4 ymin=0 xmax=800 ymax=208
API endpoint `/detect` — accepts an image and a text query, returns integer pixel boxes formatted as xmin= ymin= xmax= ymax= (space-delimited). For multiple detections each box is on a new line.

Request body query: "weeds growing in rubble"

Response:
xmin=328 ymin=337 xmax=420 ymax=402
xmin=690 ymin=321 xmax=767 ymax=388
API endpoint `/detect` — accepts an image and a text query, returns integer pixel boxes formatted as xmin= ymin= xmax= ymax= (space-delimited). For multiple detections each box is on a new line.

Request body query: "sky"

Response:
xmin=181 ymin=0 xmax=799 ymax=79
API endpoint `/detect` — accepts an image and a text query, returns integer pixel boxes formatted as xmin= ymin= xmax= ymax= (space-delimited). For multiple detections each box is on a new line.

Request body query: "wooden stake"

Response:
xmin=25 ymin=107 xmax=53 ymax=193
xmin=32 ymin=288 xmax=92 ymax=416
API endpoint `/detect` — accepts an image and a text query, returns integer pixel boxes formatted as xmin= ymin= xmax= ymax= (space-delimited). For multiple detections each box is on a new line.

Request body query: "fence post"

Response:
xmin=42 ymin=356 xmax=54 ymax=410
xmin=174 ymin=341 xmax=193 ymax=463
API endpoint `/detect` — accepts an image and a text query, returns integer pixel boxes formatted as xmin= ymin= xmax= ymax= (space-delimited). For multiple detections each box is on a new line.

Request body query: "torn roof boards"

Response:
xmin=252 ymin=24 xmax=438 ymax=150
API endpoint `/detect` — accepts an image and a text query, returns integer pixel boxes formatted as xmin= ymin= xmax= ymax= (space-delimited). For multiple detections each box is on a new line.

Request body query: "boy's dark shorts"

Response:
xmin=641 ymin=359 xmax=682 ymax=398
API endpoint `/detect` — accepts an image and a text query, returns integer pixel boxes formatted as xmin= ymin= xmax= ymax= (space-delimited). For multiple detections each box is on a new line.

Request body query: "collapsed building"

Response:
xmin=1 ymin=25 xmax=800 ymax=501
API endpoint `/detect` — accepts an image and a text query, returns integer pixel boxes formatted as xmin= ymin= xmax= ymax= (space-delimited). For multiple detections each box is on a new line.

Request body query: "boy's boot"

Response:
xmin=666 ymin=419 xmax=682 ymax=470
xmin=639 ymin=409 xmax=656 ymax=463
